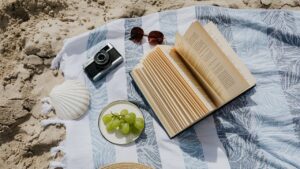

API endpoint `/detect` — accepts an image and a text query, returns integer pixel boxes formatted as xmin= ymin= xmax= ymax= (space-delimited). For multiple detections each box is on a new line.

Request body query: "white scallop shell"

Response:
xmin=49 ymin=80 xmax=90 ymax=120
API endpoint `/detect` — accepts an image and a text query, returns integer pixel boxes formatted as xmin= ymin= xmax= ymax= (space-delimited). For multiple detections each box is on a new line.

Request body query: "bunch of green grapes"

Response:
xmin=102 ymin=109 xmax=145 ymax=135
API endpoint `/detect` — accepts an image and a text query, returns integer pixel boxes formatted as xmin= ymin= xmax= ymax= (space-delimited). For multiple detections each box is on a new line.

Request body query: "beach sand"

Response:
xmin=0 ymin=0 xmax=299 ymax=168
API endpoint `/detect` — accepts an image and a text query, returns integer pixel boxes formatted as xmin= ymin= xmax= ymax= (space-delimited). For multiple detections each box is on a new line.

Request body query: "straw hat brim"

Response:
xmin=100 ymin=162 xmax=153 ymax=169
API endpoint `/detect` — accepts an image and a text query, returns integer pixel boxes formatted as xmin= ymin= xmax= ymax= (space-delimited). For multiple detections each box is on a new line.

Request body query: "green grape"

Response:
xmin=119 ymin=118 xmax=125 ymax=124
xmin=112 ymin=119 xmax=121 ymax=129
xmin=131 ymin=125 xmax=140 ymax=135
xmin=120 ymin=123 xmax=130 ymax=135
xmin=102 ymin=114 xmax=113 ymax=125
xmin=120 ymin=109 xmax=128 ymax=116
xmin=125 ymin=112 xmax=136 ymax=124
xmin=136 ymin=117 xmax=144 ymax=123
xmin=134 ymin=118 xmax=145 ymax=130
xmin=106 ymin=121 xmax=114 ymax=132
xmin=124 ymin=114 xmax=133 ymax=124
xmin=129 ymin=112 xmax=136 ymax=121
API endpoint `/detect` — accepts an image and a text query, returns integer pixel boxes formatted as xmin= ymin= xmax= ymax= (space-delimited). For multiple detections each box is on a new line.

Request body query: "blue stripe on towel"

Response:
xmin=86 ymin=26 xmax=116 ymax=168
xmin=263 ymin=10 xmax=300 ymax=133
xmin=159 ymin=10 xmax=208 ymax=169
xmin=87 ymin=26 xmax=109 ymax=59
xmin=194 ymin=6 xmax=300 ymax=168
xmin=177 ymin=129 xmax=207 ymax=169
xmin=195 ymin=6 xmax=232 ymax=39
xmin=124 ymin=18 xmax=162 ymax=169
xmin=262 ymin=10 xmax=300 ymax=168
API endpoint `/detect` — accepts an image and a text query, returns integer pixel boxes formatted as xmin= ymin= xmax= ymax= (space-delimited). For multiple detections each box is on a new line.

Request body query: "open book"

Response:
xmin=131 ymin=21 xmax=256 ymax=138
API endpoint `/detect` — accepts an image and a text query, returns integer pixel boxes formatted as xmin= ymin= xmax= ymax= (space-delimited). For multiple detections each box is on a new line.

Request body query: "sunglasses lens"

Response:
xmin=148 ymin=31 xmax=164 ymax=45
xmin=130 ymin=27 xmax=144 ymax=43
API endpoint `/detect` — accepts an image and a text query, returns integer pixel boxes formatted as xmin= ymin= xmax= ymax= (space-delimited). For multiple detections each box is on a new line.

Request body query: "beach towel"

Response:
xmin=44 ymin=5 xmax=300 ymax=169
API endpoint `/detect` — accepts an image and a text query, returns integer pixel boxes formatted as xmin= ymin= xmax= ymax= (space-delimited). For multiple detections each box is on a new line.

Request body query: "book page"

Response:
xmin=175 ymin=33 xmax=224 ymax=106
xmin=203 ymin=22 xmax=256 ymax=86
xmin=158 ymin=45 xmax=216 ymax=111
xmin=175 ymin=21 xmax=253 ymax=106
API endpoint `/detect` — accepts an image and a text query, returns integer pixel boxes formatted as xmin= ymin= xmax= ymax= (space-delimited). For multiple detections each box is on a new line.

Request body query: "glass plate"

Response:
xmin=98 ymin=100 xmax=144 ymax=145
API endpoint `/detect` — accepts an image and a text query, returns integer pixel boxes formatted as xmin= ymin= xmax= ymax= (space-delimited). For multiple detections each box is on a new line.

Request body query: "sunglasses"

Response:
xmin=129 ymin=27 xmax=164 ymax=45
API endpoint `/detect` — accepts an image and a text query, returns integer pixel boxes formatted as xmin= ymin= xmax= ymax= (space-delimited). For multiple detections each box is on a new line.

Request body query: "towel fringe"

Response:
xmin=41 ymin=97 xmax=54 ymax=115
xmin=41 ymin=118 xmax=66 ymax=126
xmin=51 ymin=142 xmax=65 ymax=156
xmin=49 ymin=161 xmax=66 ymax=169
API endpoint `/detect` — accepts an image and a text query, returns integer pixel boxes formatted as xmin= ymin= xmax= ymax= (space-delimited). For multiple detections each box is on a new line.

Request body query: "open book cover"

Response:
xmin=130 ymin=21 xmax=256 ymax=138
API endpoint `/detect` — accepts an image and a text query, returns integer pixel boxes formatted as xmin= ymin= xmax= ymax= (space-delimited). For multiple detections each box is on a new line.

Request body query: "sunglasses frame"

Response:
xmin=129 ymin=27 xmax=165 ymax=45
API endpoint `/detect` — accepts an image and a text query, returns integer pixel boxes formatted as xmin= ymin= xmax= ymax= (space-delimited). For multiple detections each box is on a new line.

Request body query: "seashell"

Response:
xmin=49 ymin=80 xmax=90 ymax=120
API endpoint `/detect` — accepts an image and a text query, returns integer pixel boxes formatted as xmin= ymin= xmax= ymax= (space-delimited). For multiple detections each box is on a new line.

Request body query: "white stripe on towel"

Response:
xmin=65 ymin=115 xmax=94 ymax=169
xmin=177 ymin=6 xmax=231 ymax=169
xmin=106 ymin=20 xmax=138 ymax=163
xmin=194 ymin=117 xmax=231 ymax=169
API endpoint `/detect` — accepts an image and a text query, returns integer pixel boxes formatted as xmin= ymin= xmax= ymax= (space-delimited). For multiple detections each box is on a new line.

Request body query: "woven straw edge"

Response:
xmin=100 ymin=162 xmax=153 ymax=169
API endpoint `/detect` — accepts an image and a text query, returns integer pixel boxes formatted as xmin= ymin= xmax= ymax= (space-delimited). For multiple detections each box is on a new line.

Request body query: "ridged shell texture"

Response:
xmin=49 ymin=80 xmax=90 ymax=120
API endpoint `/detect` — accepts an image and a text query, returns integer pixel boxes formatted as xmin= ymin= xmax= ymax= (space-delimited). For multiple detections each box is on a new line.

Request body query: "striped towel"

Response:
xmin=46 ymin=5 xmax=300 ymax=169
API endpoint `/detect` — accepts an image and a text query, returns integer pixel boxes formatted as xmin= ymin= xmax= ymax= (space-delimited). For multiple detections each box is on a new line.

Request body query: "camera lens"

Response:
xmin=98 ymin=54 xmax=105 ymax=61
xmin=94 ymin=50 xmax=110 ymax=66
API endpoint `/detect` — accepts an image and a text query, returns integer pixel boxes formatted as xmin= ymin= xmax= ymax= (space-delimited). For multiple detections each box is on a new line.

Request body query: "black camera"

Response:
xmin=84 ymin=43 xmax=123 ymax=81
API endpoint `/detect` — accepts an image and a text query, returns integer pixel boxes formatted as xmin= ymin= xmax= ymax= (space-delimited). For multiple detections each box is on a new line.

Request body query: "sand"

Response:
xmin=0 ymin=0 xmax=299 ymax=168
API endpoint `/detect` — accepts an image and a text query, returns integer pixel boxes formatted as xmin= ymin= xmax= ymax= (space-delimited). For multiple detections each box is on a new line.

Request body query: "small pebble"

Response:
xmin=49 ymin=10 xmax=54 ymax=17
xmin=98 ymin=1 xmax=105 ymax=5
xmin=52 ymin=69 xmax=58 ymax=76
xmin=87 ymin=25 xmax=95 ymax=30
xmin=0 ymin=45 xmax=4 ymax=54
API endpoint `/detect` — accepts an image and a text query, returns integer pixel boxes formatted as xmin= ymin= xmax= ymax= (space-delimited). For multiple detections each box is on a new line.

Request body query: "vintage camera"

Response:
xmin=84 ymin=43 xmax=123 ymax=81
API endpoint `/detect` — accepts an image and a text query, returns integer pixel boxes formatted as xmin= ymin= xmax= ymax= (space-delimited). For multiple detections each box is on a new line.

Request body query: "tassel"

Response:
xmin=41 ymin=97 xmax=54 ymax=115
